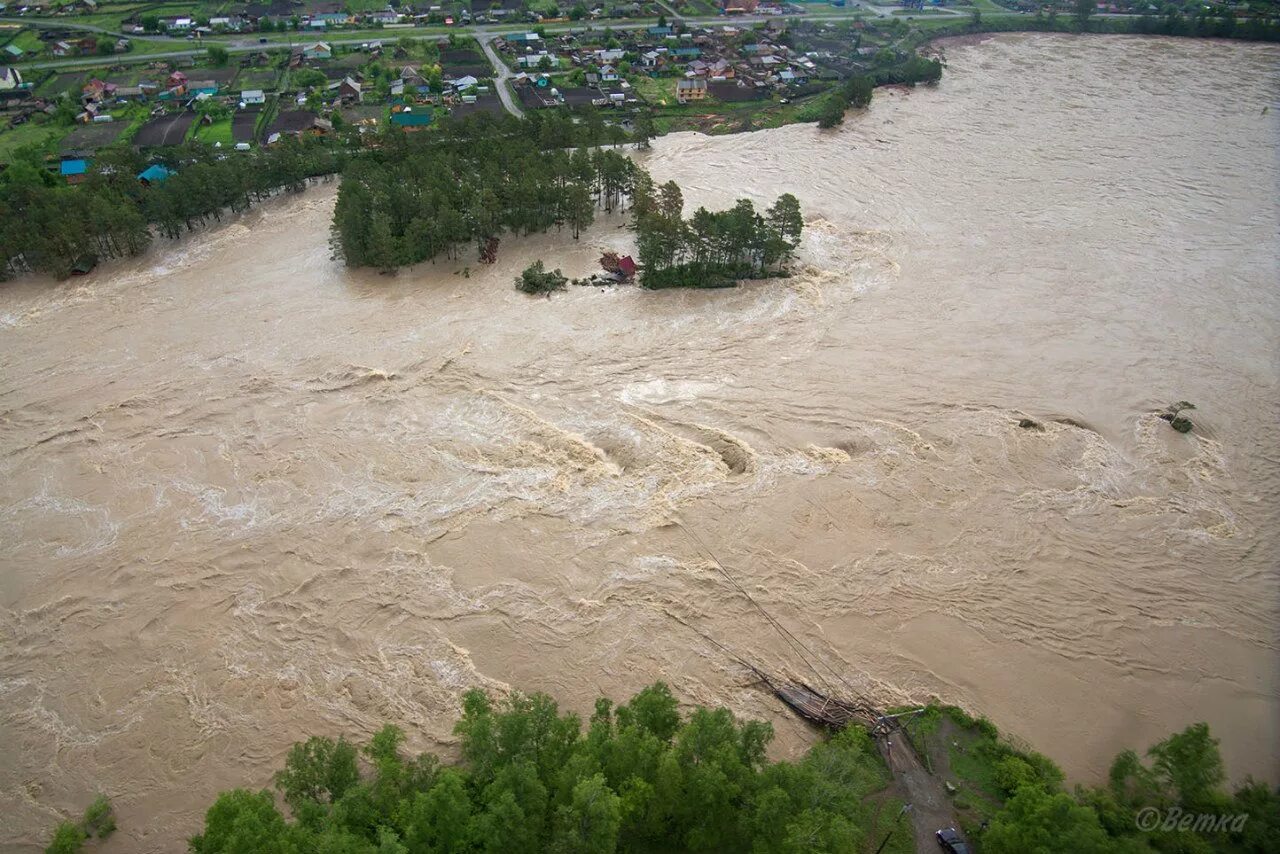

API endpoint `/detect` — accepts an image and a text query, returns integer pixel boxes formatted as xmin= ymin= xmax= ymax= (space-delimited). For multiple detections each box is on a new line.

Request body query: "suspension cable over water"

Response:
xmin=672 ymin=516 xmax=873 ymax=710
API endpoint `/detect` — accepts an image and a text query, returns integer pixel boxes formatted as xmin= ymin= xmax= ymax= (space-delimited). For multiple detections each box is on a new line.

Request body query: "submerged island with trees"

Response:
xmin=331 ymin=114 xmax=805 ymax=290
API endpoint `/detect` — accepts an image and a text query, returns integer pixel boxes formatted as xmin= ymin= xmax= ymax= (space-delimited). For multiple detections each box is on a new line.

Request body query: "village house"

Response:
xmin=59 ymin=156 xmax=88 ymax=185
xmin=504 ymin=32 xmax=542 ymax=45
xmin=137 ymin=163 xmax=174 ymax=185
xmin=188 ymin=79 xmax=219 ymax=98
xmin=240 ymin=88 xmax=266 ymax=105
xmin=80 ymin=78 xmax=116 ymax=103
xmin=335 ymin=76 xmax=362 ymax=103
xmin=390 ymin=106 xmax=431 ymax=129
xmin=267 ymin=110 xmax=332 ymax=142
xmin=0 ymin=65 xmax=24 ymax=91
xmin=302 ymin=41 xmax=332 ymax=60
xmin=675 ymin=76 xmax=706 ymax=103
xmin=517 ymin=51 xmax=553 ymax=69
xmin=166 ymin=70 xmax=188 ymax=95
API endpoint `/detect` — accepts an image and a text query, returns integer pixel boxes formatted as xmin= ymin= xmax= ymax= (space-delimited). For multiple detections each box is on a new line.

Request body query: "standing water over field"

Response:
xmin=2 ymin=33 xmax=1278 ymax=851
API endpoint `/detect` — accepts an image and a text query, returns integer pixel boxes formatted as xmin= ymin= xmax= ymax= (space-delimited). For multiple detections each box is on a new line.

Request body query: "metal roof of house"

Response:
xmin=390 ymin=110 xmax=432 ymax=126
xmin=137 ymin=163 xmax=175 ymax=183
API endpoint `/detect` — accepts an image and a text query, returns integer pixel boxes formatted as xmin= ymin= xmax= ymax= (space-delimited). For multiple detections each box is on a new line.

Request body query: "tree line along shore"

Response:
xmin=1 ymin=108 xmax=809 ymax=288
xmin=42 ymin=683 xmax=1280 ymax=853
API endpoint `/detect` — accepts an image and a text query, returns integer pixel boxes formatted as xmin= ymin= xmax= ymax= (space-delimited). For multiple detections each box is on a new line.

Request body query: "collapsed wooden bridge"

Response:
xmin=669 ymin=521 xmax=907 ymax=736
xmin=665 ymin=607 xmax=886 ymax=732
xmin=759 ymin=672 xmax=881 ymax=731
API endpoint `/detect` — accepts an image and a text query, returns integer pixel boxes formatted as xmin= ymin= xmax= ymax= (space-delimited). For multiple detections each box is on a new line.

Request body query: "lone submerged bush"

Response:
xmin=1160 ymin=400 xmax=1197 ymax=433
xmin=44 ymin=795 xmax=115 ymax=853
xmin=515 ymin=260 xmax=568 ymax=295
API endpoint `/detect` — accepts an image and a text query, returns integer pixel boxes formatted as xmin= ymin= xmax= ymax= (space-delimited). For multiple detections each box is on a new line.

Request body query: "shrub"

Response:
xmin=45 ymin=822 xmax=85 ymax=854
xmin=515 ymin=260 xmax=568 ymax=295
xmin=81 ymin=795 xmax=115 ymax=838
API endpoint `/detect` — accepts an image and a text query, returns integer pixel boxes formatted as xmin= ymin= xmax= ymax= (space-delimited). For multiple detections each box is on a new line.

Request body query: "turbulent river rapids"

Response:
xmin=1 ymin=33 xmax=1277 ymax=852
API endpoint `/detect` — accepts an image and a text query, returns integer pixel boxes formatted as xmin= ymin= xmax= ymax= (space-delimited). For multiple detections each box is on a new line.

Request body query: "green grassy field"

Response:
xmin=72 ymin=2 xmax=204 ymax=31
xmin=35 ymin=70 xmax=87 ymax=97
xmin=192 ymin=115 xmax=233 ymax=143
xmin=629 ymin=73 xmax=677 ymax=106
xmin=0 ymin=120 xmax=70 ymax=163
xmin=6 ymin=28 xmax=47 ymax=55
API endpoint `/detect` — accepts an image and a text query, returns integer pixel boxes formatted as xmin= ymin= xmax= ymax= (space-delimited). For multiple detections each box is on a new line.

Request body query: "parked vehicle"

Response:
xmin=936 ymin=827 xmax=971 ymax=854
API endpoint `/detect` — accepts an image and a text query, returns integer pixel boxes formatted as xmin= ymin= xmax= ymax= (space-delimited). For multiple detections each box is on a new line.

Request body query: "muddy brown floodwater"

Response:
xmin=1 ymin=33 xmax=1278 ymax=852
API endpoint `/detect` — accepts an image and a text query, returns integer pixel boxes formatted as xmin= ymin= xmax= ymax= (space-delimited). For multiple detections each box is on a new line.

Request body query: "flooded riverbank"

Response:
xmin=2 ymin=33 xmax=1277 ymax=851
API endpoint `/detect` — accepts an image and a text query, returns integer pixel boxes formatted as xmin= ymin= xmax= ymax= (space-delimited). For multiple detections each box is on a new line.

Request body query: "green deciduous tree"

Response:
xmin=552 ymin=774 xmax=621 ymax=854
xmin=816 ymin=95 xmax=845 ymax=129
xmin=983 ymin=786 xmax=1114 ymax=854
xmin=189 ymin=789 xmax=300 ymax=854
xmin=275 ymin=736 xmax=360 ymax=814
xmin=1075 ymin=0 xmax=1095 ymax=28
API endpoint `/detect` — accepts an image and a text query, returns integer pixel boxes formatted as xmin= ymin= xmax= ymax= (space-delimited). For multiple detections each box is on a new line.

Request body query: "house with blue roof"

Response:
xmin=137 ymin=164 xmax=175 ymax=185
xmin=60 ymin=158 xmax=89 ymax=184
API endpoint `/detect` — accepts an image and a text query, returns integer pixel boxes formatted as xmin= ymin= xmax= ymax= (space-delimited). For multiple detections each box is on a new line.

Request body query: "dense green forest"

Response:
xmin=0 ymin=110 xmax=630 ymax=281
xmin=330 ymin=119 xmax=638 ymax=273
xmin=0 ymin=141 xmax=345 ymax=280
xmin=188 ymin=684 xmax=904 ymax=854
xmin=42 ymin=684 xmax=1280 ymax=853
